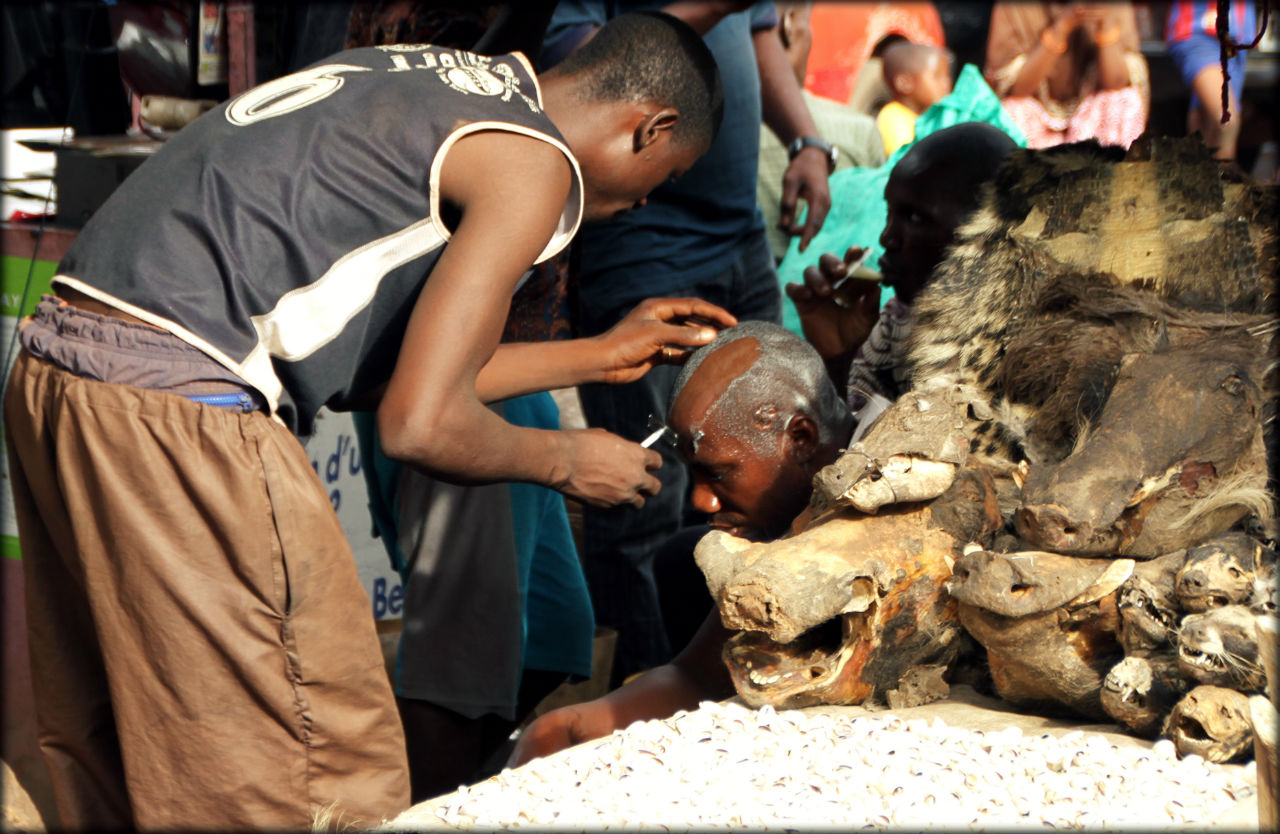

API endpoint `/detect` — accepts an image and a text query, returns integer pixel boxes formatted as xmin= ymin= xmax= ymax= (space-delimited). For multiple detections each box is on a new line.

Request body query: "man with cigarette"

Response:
xmin=786 ymin=122 xmax=1018 ymax=411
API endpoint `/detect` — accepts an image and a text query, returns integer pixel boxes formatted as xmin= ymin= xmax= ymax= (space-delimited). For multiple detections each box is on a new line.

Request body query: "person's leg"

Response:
xmin=575 ymin=360 xmax=685 ymax=685
xmin=1169 ymin=33 xmax=1248 ymax=160
xmin=1187 ymin=60 xmax=1245 ymax=160
xmin=4 ymin=353 xmax=132 ymax=829
xmin=395 ymin=697 xmax=490 ymax=801
xmin=5 ymin=355 xmax=409 ymax=830
xmin=653 ymin=525 xmax=716 ymax=654
xmin=726 ymin=228 xmax=784 ymax=326
xmin=391 ymin=421 xmax=527 ymax=800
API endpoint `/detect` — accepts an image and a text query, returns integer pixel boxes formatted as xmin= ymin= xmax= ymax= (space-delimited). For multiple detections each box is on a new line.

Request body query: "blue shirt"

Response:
xmin=543 ymin=1 xmax=778 ymax=311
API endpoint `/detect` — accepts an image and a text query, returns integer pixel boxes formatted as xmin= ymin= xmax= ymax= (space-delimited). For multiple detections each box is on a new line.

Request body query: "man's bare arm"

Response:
xmin=376 ymin=130 xmax=661 ymax=507
xmin=754 ymin=24 xmax=831 ymax=252
xmin=508 ymin=609 xmax=734 ymax=766
xmin=474 ymin=297 xmax=736 ymax=402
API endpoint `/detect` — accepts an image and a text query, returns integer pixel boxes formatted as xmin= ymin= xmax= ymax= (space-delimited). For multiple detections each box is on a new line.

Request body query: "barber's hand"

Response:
xmin=785 ymin=247 xmax=881 ymax=360
xmin=778 ymin=148 xmax=833 ymax=253
xmin=593 ymin=297 xmax=737 ymax=385
xmin=554 ymin=428 xmax=662 ymax=508
xmin=508 ymin=704 xmax=605 ymax=767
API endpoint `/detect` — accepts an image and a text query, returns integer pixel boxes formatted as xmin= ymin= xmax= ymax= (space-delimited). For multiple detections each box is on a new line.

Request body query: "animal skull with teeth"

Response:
xmin=1162 ymin=684 xmax=1255 ymax=763
xmin=1100 ymin=654 xmax=1187 ymax=737
xmin=1176 ymin=605 xmax=1267 ymax=692
xmin=695 ymin=467 xmax=1001 ymax=709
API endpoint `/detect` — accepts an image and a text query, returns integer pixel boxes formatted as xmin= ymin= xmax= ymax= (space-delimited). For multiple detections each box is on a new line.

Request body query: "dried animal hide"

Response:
xmin=949 ymin=549 xmax=1131 ymax=720
xmin=831 ymin=137 xmax=1277 ymax=554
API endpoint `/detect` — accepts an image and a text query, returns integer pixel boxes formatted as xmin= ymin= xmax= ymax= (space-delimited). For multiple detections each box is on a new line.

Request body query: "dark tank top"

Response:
xmin=55 ymin=45 xmax=582 ymax=435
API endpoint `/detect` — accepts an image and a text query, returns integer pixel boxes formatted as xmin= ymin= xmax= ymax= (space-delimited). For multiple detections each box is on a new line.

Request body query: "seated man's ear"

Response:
xmin=784 ymin=413 xmax=820 ymax=464
xmin=633 ymin=107 xmax=680 ymax=152
xmin=892 ymin=74 xmax=915 ymax=98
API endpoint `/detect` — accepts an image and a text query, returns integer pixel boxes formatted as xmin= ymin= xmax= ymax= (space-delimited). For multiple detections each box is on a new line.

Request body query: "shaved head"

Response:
xmin=668 ymin=322 xmax=853 ymax=540
xmin=670 ymin=321 xmax=850 ymax=452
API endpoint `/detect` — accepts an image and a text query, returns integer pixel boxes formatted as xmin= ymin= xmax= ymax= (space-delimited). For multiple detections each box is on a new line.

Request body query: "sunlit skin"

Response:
xmin=668 ymin=338 xmax=820 ymax=541
xmin=562 ymin=102 xmax=706 ymax=222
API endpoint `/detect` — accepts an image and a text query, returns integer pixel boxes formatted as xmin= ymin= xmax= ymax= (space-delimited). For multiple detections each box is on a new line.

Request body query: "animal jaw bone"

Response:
xmin=698 ymin=507 xmax=963 ymax=709
xmin=1117 ymin=549 xmax=1186 ymax=657
xmin=696 ymin=468 xmax=1001 ymax=709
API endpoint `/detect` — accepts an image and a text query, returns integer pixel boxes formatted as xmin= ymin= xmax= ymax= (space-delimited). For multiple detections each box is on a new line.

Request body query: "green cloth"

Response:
xmin=777 ymin=64 xmax=1028 ymax=336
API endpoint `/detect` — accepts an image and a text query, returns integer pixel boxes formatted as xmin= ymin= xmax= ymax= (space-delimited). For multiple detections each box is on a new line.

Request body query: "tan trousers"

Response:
xmin=4 ymin=351 xmax=410 ymax=830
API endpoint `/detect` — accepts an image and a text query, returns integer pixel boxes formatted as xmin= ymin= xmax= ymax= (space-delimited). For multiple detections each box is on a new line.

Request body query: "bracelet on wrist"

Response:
xmin=1040 ymin=27 xmax=1069 ymax=54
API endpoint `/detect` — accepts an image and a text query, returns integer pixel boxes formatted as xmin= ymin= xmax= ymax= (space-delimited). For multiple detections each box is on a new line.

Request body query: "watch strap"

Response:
xmin=788 ymin=135 xmax=838 ymax=173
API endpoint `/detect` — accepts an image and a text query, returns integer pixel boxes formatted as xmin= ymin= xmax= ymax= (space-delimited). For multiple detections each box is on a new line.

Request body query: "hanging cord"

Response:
xmin=0 ymin=4 xmax=102 ymax=406
xmin=1216 ymin=0 xmax=1272 ymax=123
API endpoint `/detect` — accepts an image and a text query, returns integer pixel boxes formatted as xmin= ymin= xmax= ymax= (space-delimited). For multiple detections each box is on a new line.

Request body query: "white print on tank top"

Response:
xmin=225 ymin=48 xmax=539 ymax=130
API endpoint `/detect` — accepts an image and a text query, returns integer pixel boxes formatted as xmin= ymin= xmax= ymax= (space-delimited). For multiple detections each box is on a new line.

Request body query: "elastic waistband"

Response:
xmin=20 ymin=296 xmax=264 ymax=410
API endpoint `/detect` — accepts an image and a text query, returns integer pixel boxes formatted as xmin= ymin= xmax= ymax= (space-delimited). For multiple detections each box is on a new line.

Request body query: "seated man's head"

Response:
xmin=881 ymin=41 xmax=952 ymax=114
xmin=877 ymin=122 xmax=1017 ymax=304
xmin=541 ymin=12 xmax=724 ymax=222
xmin=667 ymin=322 xmax=853 ymax=542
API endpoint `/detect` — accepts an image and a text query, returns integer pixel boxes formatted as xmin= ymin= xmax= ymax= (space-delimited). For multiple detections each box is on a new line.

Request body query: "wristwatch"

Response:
xmin=787 ymin=135 xmax=838 ymax=173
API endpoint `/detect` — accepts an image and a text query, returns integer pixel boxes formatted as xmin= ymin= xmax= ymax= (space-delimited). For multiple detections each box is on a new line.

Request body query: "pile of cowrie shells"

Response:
xmin=385 ymin=700 xmax=1255 ymax=831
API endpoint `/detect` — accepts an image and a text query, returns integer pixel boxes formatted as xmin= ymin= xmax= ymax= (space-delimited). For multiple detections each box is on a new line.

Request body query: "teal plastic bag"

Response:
xmin=777 ymin=64 xmax=1027 ymax=336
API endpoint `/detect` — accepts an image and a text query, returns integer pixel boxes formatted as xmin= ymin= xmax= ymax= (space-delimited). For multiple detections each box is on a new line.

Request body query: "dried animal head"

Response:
xmin=696 ymin=467 xmax=1001 ymax=709
xmin=896 ymin=137 xmax=1277 ymax=558
xmin=950 ymin=550 xmax=1129 ymax=720
xmin=1101 ymin=654 xmax=1187 ymax=738
xmin=1015 ymin=336 xmax=1272 ymax=558
xmin=1162 ymin=684 xmax=1254 ymax=763
xmin=1117 ymin=549 xmax=1186 ymax=656
xmin=1176 ymin=532 xmax=1269 ymax=613
xmin=1177 ymin=605 xmax=1267 ymax=692
xmin=1248 ymin=552 xmax=1279 ymax=617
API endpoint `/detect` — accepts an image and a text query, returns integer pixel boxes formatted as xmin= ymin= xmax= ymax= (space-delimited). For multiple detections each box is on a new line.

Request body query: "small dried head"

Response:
xmin=1176 ymin=605 xmax=1266 ymax=692
xmin=1161 ymin=685 xmax=1254 ymax=763
xmin=1100 ymin=655 xmax=1184 ymax=737
xmin=1175 ymin=532 xmax=1263 ymax=613
xmin=1118 ymin=575 xmax=1181 ymax=655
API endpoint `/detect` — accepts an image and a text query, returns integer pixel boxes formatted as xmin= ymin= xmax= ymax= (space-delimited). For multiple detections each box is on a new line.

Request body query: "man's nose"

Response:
xmin=690 ymin=481 xmax=720 ymax=514
xmin=879 ymin=221 xmax=898 ymax=251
